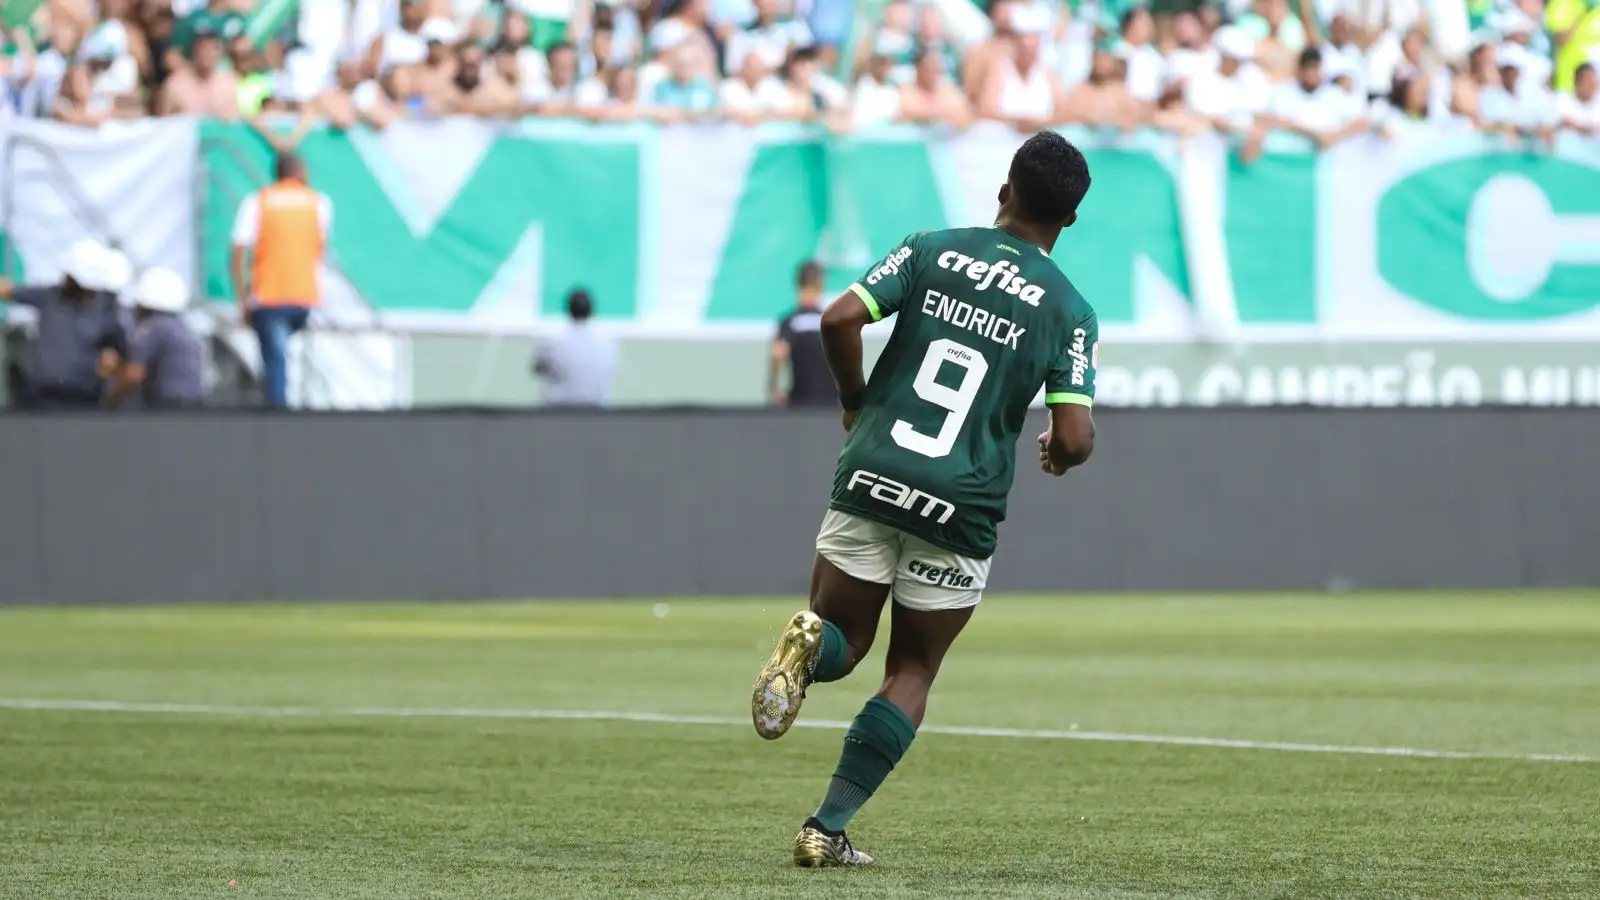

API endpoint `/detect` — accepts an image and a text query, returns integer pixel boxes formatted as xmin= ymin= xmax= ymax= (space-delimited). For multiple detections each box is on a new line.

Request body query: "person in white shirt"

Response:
xmin=1185 ymin=26 xmax=1272 ymax=136
xmin=365 ymin=0 xmax=430 ymax=78
xmin=720 ymin=47 xmax=792 ymax=121
xmin=1117 ymin=7 xmax=1165 ymax=103
xmin=978 ymin=31 xmax=1063 ymax=127
xmin=726 ymin=0 xmax=813 ymax=73
xmin=533 ymin=289 xmax=617 ymax=408
xmin=1266 ymin=46 xmax=1368 ymax=147
xmin=1164 ymin=11 xmax=1218 ymax=90
xmin=850 ymin=52 xmax=901 ymax=128
xmin=1479 ymin=60 xmax=1558 ymax=143
xmin=1557 ymin=63 xmax=1600 ymax=134
xmin=1318 ymin=14 xmax=1367 ymax=99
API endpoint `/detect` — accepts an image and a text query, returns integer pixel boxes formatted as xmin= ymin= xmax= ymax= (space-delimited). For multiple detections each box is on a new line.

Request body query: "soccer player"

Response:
xmin=750 ymin=131 xmax=1098 ymax=868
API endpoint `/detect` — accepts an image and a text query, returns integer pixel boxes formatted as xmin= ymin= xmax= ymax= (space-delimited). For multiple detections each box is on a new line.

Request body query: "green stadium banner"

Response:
xmin=4 ymin=117 xmax=1600 ymax=406
xmin=194 ymin=119 xmax=1600 ymax=342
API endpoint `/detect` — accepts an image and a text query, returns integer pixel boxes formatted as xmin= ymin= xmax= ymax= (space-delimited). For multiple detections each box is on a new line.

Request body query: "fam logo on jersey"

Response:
xmin=907 ymin=559 xmax=974 ymax=590
xmin=846 ymin=469 xmax=956 ymax=524
xmin=1069 ymin=328 xmax=1090 ymax=386
xmin=936 ymin=251 xmax=1045 ymax=306
xmin=866 ymin=246 xmax=913 ymax=286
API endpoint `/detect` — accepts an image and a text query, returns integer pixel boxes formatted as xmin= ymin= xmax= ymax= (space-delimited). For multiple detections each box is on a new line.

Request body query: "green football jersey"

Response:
xmin=830 ymin=226 xmax=1099 ymax=559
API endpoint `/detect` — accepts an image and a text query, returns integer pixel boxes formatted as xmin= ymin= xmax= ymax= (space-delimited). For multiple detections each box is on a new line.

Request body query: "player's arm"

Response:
xmin=1037 ymin=308 xmax=1100 ymax=476
xmin=819 ymin=291 xmax=872 ymax=413
xmin=1039 ymin=403 xmax=1094 ymax=476
xmin=824 ymin=234 xmax=922 ymax=419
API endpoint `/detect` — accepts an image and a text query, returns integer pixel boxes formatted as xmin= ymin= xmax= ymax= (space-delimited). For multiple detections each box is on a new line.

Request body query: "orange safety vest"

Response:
xmin=251 ymin=181 xmax=325 ymax=306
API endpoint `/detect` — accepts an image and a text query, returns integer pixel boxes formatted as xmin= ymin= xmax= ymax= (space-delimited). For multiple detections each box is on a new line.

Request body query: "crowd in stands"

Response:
xmin=1 ymin=0 xmax=1597 ymax=142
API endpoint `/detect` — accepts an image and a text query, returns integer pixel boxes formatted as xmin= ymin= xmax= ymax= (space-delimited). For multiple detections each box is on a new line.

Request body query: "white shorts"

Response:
xmin=815 ymin=509 xmax=991 ymax=611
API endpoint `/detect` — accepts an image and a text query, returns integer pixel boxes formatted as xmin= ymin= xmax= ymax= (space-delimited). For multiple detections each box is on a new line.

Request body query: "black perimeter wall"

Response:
xmin=0 ymin=409 xmax=1594 ymax=605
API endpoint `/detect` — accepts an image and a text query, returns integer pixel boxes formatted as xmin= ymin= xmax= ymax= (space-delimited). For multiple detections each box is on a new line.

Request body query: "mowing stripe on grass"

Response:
xmin=1 ymin=697 xmax=1594 ymax=763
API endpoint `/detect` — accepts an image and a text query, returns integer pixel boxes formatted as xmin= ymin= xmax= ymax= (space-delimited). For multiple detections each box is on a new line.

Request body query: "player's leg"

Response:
xmin=751 ymin=511 xmax=894 ymax=741
xmin=792 ymin=538 xmax=987 ymax=868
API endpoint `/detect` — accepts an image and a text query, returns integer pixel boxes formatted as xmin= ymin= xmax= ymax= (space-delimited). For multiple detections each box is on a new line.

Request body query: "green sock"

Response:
xmin=808 ymin=618 xmax=850 ymax=684
xmin=813 ymin=696 xmax=917 ymax=833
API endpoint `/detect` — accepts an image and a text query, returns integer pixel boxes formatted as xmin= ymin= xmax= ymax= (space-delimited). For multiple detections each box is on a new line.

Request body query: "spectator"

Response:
xmin=77 ymin=21 xmax=142 ymax=118
xmin=1557 ymin=62 xmax=1600 ymax=133
xmin=1379 ymin=72 xmax=1438 ymax=139
xmin=140 ymin=4 xmax=179 ymax=90
xmin=1479 ymin=59 xmax=1559 ymax=143
xmin=445 ymin=40 xmax=521 ymax=116
xmin=87 ymin=0 xmax=151 ymax=84
xmin=650 ymin=0 xmax=714 ymax=58
xmin=779 ymin=45 xmax=847 ymax=119
xmin=1265 ymin=47 xmax=1369 ymax=148
xmin=366 ymin=0 xmax=431 ymax=79
xmin=1547 ymin=0 xmax=1600 ymax=93
xmin=1496 ymin=10 xmax=1553 ymax=92
xmin=587 ymin=64 xmax=645 ymax=119
xmin=497 ymin=13 xmax=550 ymax=97
xmin=154 ymin=29 xmax=239 ymax=118
xmin=534 ymin=40 xmax=581 ymax=112
xmin=1451 ymin=41 xmax=1499 ymax=124
xmin=0 ymin=240 xmax=127 ymax=411
xmin=1164 ymin=10 xmax=1217 ymax=88
xmin=171 ymin=0 xmax=245 ymax=68
xmin=16 ymin=20 xmax=78 ymax=118
xmin=533 ymin=288 xmax=617 ymax=408
xmin=410 ymin=20 xmax=462 ymax=106
xmin=1235 ymin=0 xmax=1308 ymax=80
xmin=854 ymin=0 xmax=911 ymax=76
xmin=978 ymin=31 xmax=1063 ymax=129
xmin=1186 ymin=27 xmax=1271 ymax=136
xmin=106 ymin=267 xmax=204 ymax=410
xmin=652 ymin=41 xmax=719 ymax=118
xmin=728 ymin=0 xmax=811 ymax=75
xmin=908 ymin=4 xmax=958 ymax=86
xmin=898 ymin=47 xmax=971 ymax=127
xmin=1062 ymin=48 xmax=1143 ymax=129
xmin=768 ymin=260 xmax=832 ymax=408
xmin=313 ymin=61 xmax=396 ymax=131
xmin=231 ymin=153 xmax=332 ymax=410
xmin=232 ymin=38 xmax=280 ymax=116
xmin=1317 ymin=14 xmax=1367 ymax=99
xmin=1117 ymin=8 xmax=1166 ymax=103
xmin=850 ymin=51 xmax=900 ymax=128
xmin=962 ymin=0 xmax=1017 ymax=102
xmin=720 ymin=49 xmax=791 ymax=122
xmin=587 ymin=23 xmax=617 ymax=79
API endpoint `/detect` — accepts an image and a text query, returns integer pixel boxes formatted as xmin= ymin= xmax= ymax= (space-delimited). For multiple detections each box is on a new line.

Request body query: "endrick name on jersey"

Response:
xmin=921 ymin=291 xmax=1025 ymax=349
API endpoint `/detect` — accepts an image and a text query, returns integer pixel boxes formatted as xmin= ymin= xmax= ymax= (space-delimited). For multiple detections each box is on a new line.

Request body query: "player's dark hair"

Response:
xmin=1007 ymin=131 xmax=1090 ymax=224
xmin=567 ymin=288 xmax=594 ymax=321
xmin=275 ymin=152 xmax=305 ymax=182
xmin=796 ymin=260 xmax=824 ymax=288
xmin=1298 ymin=47 xmax=1321 ymax=68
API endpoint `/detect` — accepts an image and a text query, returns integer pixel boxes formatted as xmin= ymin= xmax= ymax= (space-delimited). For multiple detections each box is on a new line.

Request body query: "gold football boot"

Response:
xmin=793 ymin=825 xmax=874 ymax=868
xmin=751 ymin=611 xmax=822 ymax=740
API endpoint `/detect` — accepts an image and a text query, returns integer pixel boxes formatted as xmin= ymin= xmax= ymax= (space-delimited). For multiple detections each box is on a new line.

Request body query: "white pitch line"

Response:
xmin=1 ymin=697 xmax=1594 ymax=764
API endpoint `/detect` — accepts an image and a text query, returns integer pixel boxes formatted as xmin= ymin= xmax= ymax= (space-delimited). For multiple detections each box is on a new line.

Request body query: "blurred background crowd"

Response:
xmin=0 ymin=0 xmax=1596 ymax=141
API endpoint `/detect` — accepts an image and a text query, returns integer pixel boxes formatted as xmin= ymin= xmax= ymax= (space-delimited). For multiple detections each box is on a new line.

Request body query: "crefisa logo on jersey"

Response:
xmin=866 ymin=247 xmax=913 ymax=286
xmin=936 ymin=252 xmax=1045 ymax=307
xmin=1069 ymin=327 xmax=1090 ymax=386
xmin=847 ymin=469 xmax=956 ymax=524
xmin=907 ymin=559 xmax=974 ymax=589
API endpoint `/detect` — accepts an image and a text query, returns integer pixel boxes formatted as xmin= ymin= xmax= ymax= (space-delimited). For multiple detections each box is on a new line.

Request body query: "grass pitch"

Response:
xmin=2 ymin=593 xmax=1598 ymax=899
